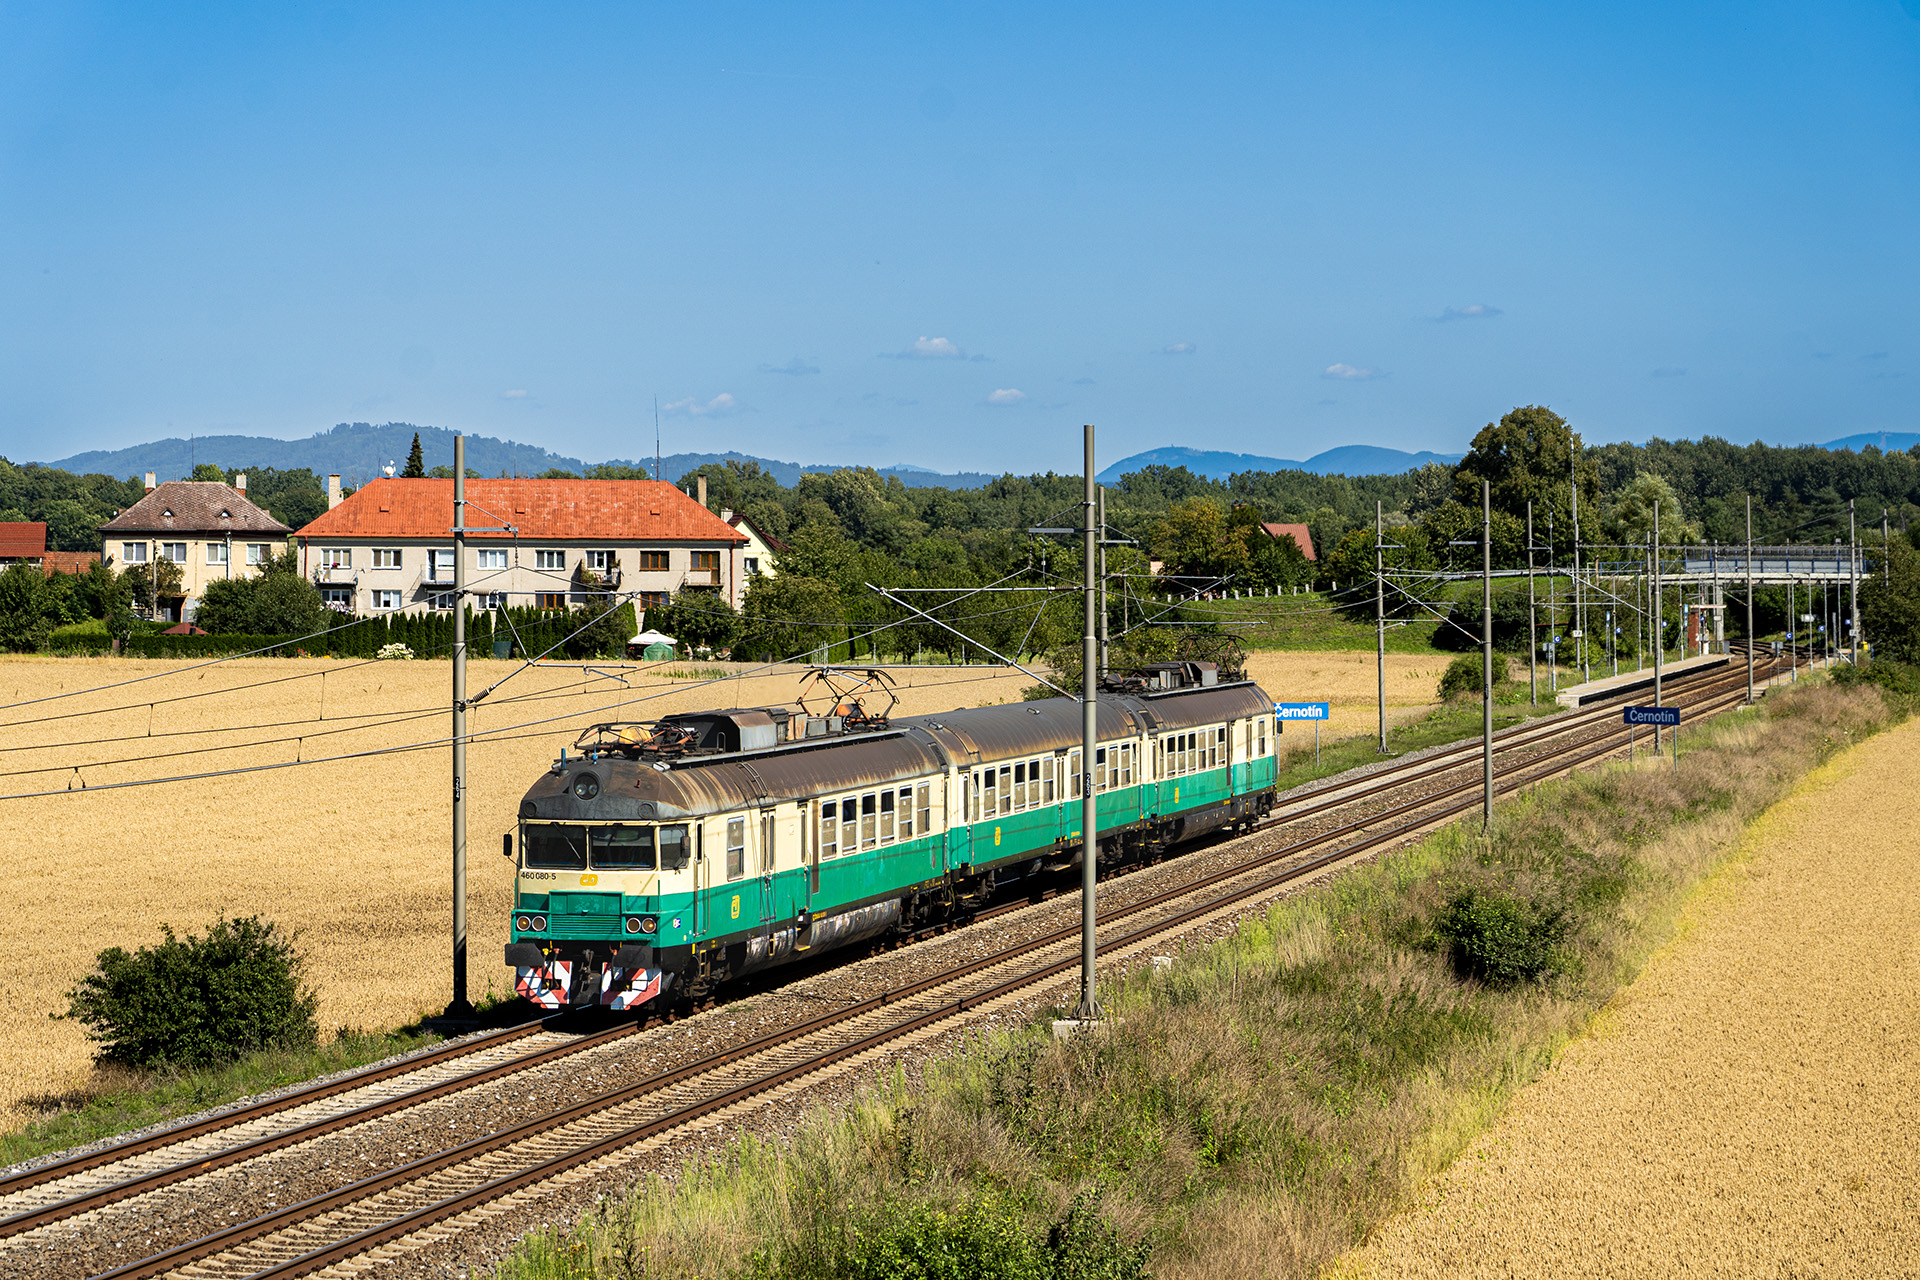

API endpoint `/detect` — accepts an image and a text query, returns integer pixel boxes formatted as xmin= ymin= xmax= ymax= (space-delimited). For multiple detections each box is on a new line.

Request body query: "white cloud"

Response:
xmin=1322 ymin=363 xmax=1383 ymax=381
xmin=662 ymin=392 xmax=743 ymax=417
xmin=1163 ymin=341 xmax=1196 ymax=354
xmin=1436 ymin=304 xmax=1502 ymax=322
xmin=1651 ymin=366 xmax=1687 ymax=378
xmin=882 ymin=335 xmax=969 ymax=359
xmin=760 ymin=357 xmax=820 ymax=376
xmin=986 ymin=388 xmax=1028 ymax=405
xmin=502 ymin=389 xmax=528 ymax=398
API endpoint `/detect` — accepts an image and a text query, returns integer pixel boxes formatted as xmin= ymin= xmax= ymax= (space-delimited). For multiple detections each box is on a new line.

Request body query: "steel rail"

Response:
xmin=92 ymin=663 xmax=1769 ymax=1280
xmin=0 ymin=1021 xmax=646 ymax=1237
xmin=0 ymin=1019 xmax=571 ymax=1202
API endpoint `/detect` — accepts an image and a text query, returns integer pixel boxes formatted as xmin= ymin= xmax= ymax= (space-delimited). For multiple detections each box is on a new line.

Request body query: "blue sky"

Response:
xmin=3 ymin=2 xmax=1918 ymax=474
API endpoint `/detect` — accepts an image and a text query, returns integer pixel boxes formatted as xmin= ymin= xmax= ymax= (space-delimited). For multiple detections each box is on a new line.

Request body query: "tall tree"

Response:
xmin=402 ymin=432 xmax=427 ymax=478
xmin=1452 ymin=405 xmax=1601 ymax=551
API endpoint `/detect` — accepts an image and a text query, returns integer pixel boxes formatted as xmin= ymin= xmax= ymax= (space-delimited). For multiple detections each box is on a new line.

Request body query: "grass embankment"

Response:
xmin=498 ymin=674 xmax=1901 ymax=1280
xmin=0 ymin=1029 xmax=436 ymax=1169
xmin=1176 ymin=595 xmax=1443 ymax=652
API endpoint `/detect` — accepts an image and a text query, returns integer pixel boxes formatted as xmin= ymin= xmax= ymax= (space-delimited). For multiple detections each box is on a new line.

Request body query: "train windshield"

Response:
xmin=523 ymin=823 xmax=587 ymax=870
xmin=590 ymin=825 xmax=655 ymax=869
xmin=521 ymin=822 xmax=694 ymax=873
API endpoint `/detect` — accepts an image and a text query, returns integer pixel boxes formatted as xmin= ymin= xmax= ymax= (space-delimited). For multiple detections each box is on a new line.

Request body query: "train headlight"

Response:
xmin=515 ymin=915 xmax=531 ymax=931
xmin=531 ymin=915 xmax=548 ymax=932
xmin=624 ymin=916 xmax=642 ymax=934
xmin=572 ymin=774 xmax=601 ymax=801
xmin=639 ymin=916 xmax=656 ymax=934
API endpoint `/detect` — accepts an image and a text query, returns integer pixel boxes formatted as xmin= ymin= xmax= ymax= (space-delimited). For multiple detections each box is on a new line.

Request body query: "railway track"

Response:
xmin=1 ymin=653 xmax=1781 ymax=1280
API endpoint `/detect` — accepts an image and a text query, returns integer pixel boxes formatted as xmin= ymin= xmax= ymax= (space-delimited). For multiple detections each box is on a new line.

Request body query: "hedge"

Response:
xmin=123 ymin=602 xmax=637 ymax=661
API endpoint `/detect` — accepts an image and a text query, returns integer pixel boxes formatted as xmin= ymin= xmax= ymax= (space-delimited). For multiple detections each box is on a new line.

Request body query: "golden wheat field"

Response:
xmin=0 ymin=650 xmax=1445 ymax=1131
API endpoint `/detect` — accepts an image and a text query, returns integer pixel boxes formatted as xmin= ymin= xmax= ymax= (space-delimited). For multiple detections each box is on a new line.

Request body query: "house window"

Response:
xmin=637 ymin=550 xmax=669 ymax=571
xmin=246 ymin=543 xmax=271 ymax=565
xmin=535 ymin=592 xmax=567 ymax=610
xmin=744 ymin=556 xmax=761 ymax=576
xmin=372 ymin=548 xmax=402 ymax=569
xmin=121 ymin=542 xmax=148 ymax=564
xmin=483 ymin=592 xmax=507 ymax=611
xmin=206 ymin=543 xmax=229 ymax=565
xmin=585 ymin=549 xmax=614 ymax=571
xmin=726 ymin=817 xmax=746 ymax=881
xmin=637 ymin=591 xmax=670 ymax=610
xmin=535 ymin=549 xmax=564 ymax=571
xmin=429 ymin=549 xmax=454 ymax=581
xmin=322 ymin=548 xmax=352 ymax=570
xmin=321 ymin=587 xmax=353 ymax=612
xmin=372 ymin=590 xmax=402 ymax=610
xmin=162 ymin=543 xmax=188 ymax=564
xmin=477 ymin=549 xmax=508 ymax=570
xmin=691 ymin=551 xmax=720 ymax=580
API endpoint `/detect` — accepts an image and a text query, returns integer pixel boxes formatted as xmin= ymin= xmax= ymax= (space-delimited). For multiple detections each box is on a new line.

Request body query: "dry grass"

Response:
xmin=495 ymin=679 xmax=1894 ymax=1280
xmin=1242 ymin=651 xmax=1447 ymax=741
xmin=0 ymin=650 xmax=1423 ymax=1135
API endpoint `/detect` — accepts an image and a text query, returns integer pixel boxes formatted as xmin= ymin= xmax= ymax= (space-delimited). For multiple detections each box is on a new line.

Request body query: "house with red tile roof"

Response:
xmin=1258 ymin=522 xmax=1316 ymax=561
xmin=98 ymin=476 xmax=292 ymax=621
xmin=293 ymin=477 xmax=749 ymax=616
xmin=0 ymin=523 xmax=48 ymax=565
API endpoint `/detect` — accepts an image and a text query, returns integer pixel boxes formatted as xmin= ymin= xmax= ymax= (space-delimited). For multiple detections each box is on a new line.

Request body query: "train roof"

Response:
xmin=519 ymin=678 xmax=1275 ymax=824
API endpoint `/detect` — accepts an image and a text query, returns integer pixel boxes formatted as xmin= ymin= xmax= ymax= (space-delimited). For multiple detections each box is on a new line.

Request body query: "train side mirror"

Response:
xmin=502 ymin=834 xmax=515 ymax=860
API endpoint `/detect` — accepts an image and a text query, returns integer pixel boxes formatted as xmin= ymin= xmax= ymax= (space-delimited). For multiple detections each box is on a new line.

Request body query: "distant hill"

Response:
xmin=1821 ymin=432 xmax=1920 ymax=454
xmin=1095 ymin=444 xmax=1464 ymax=484
xmin=43 ymin=423 xmax=995 ymax=490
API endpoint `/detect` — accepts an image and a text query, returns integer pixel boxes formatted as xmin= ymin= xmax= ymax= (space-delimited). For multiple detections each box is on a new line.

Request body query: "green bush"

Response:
xmin=1431 ymin=888 xmax=1569 ymax=986
xmin=1437 ymin=652 xmax=1509 ymax=700
xmin=65 ymin=916 xmax=319 ymax=1069
xmin=753 ymin=1192 xmax=1147 ymax=1280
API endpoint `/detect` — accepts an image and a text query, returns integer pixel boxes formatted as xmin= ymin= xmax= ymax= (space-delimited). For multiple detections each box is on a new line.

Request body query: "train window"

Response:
xmin=981 ymin=768 xmax=997 ymax=820
xmin=999 ymin=765 xmax=1013 ymax=815
xmin=1120 ymin=743 xmax=1134 ymax=786
xmin=658 ymin=824 xmax=692 ymax=871
xmin=1258 ymin=717 xmax=1268 ymax=756
xmin=1095 ymin=748 xmax=1107 ymax=792
xmin=590 ymin=825 xmax=655 ymax=870
xmin=524 ymin=824 xmax=587 ymax=870
xmin=897 ymin=787 xmax=914 ymax=840
xmin=1070 ymin=750 xmax=1082 ymax=798
xmin=971 ymin=771 xmax=982 ymax=822
xmin=916 ymin=783 xmax=932 ymax=834
xmin=1217 ymin=727 xmax=1228 ymax=767
xmin=880 ymin=790 xmax=895 ymax=843
xmin=818 ymin=802 xmax=837 ymax=858
xmin=861 ymin=793 xmax=878 ymax=849
xmin=761 ymin=813 xmax=775 ymax=874
xmin=841 ymin=798 xmax=858 ymax=855
xmin=1043 ymin=758 xmax=1055 ymax=804
xmin=726 ymin=818 xmax=746 ymax=881
xmin=1013 ymin=761 xmax=1026 ymax=810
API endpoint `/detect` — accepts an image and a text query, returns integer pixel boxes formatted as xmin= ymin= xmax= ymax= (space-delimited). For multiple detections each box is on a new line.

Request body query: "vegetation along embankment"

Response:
xmin=498 ymin=668 xmax=1911 ymax=1280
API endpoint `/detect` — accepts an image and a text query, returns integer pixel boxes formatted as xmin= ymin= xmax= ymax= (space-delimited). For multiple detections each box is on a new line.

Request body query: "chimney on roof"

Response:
xmin=328 ymin=474 xmax=342 ymax=510
xmin=144 ymin=471 xmax=156 ymax=494
xmin=696 ymin=473 xmax=707 ymax=510
xmin=720 ymin=507 xmax=733 ymax=522
xmin=234 ymin=473 xmax=247 ymax=495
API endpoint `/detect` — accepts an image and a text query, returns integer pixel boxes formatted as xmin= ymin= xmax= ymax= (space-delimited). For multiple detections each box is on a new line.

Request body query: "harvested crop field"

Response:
xmin=1242 ymin=650 xmax=1448 ymax=741
xmin=0 ymin=650 xmax=1444 ymax=1132
xmin=1340 ymin=713 xmax=1920 ymax=1279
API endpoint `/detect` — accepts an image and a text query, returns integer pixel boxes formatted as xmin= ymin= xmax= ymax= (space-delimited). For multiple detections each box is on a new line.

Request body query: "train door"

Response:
xmin=758 ymin=809 xmax=776 ymax=927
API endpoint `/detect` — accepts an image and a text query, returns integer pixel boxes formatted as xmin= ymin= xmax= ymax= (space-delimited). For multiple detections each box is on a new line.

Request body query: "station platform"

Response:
xmin=1553 ymin=653 xmax=1731 ymax=708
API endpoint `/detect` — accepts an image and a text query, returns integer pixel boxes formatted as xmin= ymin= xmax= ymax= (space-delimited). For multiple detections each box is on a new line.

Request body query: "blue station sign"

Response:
xmin=1275 ymin=702 xmax=1331 ymax=722
xmin=1623 ymin=705 xmax=1681 ymax=728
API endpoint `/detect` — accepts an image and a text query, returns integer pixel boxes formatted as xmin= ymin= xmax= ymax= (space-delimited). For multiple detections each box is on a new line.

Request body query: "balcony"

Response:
xmin=575 ymin=564 xmax=622 ymax=592
xmin=313 ymin=566 xmax=357 ymax=586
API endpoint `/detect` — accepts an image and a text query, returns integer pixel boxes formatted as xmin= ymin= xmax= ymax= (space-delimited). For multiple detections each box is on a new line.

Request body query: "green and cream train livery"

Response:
xmin=505 ymin=662 xmax=1280 ymax=1012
